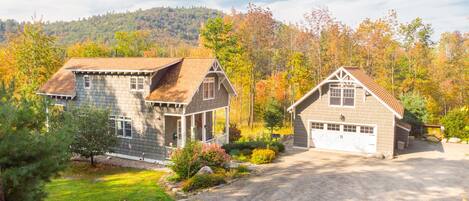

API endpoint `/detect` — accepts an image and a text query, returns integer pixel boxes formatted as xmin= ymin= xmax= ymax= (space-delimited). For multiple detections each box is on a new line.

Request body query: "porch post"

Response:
xmin=191 ymin=114 xmax=195 ymax=141
xmin=181 ymin=115 xmax=186 ymax=147
xmin=225 ymin=106 xmax=230 ymax=144
xmin=202 ymin=112 xmax=207 ymax=142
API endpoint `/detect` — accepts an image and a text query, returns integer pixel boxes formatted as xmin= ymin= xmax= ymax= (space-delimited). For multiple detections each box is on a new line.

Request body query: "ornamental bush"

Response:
xmin=169 ymin=142 xmax=203 ymax=179
xmin=200 ymin=143 xmax=231 ymax=168
xmin=182 ymin=173 xmax=226 ymax=192
xmin=250 ymin=149 xmax=276 ymax=164
xmin=441 ymin=107 xmax=469 ymax=141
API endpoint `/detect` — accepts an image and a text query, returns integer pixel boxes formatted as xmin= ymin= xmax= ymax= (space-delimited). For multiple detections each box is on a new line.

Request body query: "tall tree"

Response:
xmin=0 ymin=82 xmax=72 ymax=201
xmin=114 ymin=30 xmax=153 ymax=57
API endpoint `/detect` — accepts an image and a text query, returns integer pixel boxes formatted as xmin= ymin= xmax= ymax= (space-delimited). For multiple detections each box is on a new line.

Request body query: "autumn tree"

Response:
xmin=67 ymin=40 xmax=110 ymax=57
xmin=114 ymin=30 xmax=153 ymax=57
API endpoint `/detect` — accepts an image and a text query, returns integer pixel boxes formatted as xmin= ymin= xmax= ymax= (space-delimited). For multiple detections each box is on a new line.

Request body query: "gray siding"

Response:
xmin=294 ymin=84 xmax=396 ymax=157
xmin=185 ymin=73 xmax=230 ymax=114
xmin=74 ymin=73 xmax=179 ymax=159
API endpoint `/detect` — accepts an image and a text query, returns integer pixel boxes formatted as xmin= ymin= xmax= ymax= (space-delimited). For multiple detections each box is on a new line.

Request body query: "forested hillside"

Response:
xmin=0 ymin=7 xmax=222 ymax=45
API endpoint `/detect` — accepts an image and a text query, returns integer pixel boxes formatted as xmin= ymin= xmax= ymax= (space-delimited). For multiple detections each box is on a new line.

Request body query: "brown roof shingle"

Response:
xmin=344 ymin=66 xmax=404 ymax=117
xmin=145 ymin=58 xmax=216 ymax=103
xmin=38 ymin=66 xmax=75 ymax=96
xmin=64 ymin=57 xmax=182 ymax=72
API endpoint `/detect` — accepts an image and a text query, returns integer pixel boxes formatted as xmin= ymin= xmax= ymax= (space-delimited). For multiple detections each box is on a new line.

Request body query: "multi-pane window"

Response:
xmin=203 ymin=77 xmax=215 ymax=100
xmin=329 ymin=84 xmax=355 ymax=107
xmin=327 ymin=124 xmax=340 ymax=131
xmin=130 ymin=77 xmax=144 ymax=91
xmin=343 ymin=125 xmax=357 ymax=132
xmin=311 ymin=122 xmax=324 ymax=129
xmin=84 ymin=75 xmax=91 ymax=89
xmin=110 ymin=115 xmax=132 ymax=138
xmin=329 ymin=84 xmax=342 ymax=106
xmin=343 ymin=88 xmax=355 ymax=106
xmin=360 ymin=126 xmax=374 ymax=134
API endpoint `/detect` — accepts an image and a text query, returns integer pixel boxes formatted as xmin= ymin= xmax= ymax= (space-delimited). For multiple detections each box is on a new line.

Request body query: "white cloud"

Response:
xmin=0 ymin=0 xmax=467 ymax=39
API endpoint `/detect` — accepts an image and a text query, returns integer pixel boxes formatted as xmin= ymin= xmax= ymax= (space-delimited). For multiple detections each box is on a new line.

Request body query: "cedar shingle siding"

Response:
xmin=294 ymin=84 xmax=396 ymax=157
xmin=39 ymin=58 xmax=236 ymax=161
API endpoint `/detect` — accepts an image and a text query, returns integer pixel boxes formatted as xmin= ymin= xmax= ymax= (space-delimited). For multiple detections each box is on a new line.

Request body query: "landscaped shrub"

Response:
xmin=222 ymin=140 xmax=285 ymax=156
xmin=250 ymin=149 xmax=276 ymax=164
xmin=270 ymin=141 xmax=285 ymax=153
xmin=229 ymin=124 xmax=242 ymax=142
xmin=169 ymin=142 xmax=203 ymax=179
xmin=182 ymin=174 xmax=226 ymax=192
xmin=441 ymin=107 xmax=469 ymax=141
xmin=200 ymin=144 xmax=231 ymax=168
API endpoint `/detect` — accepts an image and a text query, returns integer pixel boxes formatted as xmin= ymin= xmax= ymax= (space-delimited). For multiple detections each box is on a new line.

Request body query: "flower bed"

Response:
xmin=166 ymin=142 xmax=251 ymax=193
xmin=222 ymin=138 xmax=285 ymax=163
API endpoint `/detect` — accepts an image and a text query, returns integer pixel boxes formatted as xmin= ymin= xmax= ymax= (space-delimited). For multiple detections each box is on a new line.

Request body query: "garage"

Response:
xmin=310 ymin=121 xmax=376 ymax=154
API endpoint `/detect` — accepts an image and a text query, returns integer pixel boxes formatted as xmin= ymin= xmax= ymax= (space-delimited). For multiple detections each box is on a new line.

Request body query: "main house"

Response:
xmin=38 ymin=57 xmax=236 ymax=162
xmin=288 ymin=67 xmax=410 ymax=158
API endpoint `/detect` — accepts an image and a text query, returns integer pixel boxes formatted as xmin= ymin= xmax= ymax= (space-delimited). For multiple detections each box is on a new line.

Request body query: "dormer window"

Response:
xmin=329 ymin=84 xmax=355 ymax=107
xmin=203 ymin=77 xmax=215 ymax=100
xmin=84 ymin=75 xmax=91 ymax=89
xmin=130 ymin=77 xmax=144 ymax=91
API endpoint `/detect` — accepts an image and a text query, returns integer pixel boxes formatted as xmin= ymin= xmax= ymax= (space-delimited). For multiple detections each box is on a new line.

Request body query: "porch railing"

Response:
xmin=205 ymin=132 xmax=228 ymax=145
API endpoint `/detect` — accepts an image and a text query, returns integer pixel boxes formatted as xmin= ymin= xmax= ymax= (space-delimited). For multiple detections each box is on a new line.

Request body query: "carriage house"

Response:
xmin=38 ymin=57 xmax=236 ymax=163
xmin=288 ymin=66 xmax=411 ymax=158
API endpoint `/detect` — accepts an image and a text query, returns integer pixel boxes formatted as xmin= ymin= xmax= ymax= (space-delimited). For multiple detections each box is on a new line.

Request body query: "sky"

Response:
xmin=0 ymin=0 xmax=468 ymax=39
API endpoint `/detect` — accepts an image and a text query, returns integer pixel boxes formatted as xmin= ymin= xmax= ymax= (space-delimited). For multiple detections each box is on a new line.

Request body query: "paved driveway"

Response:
xmin=190 ymin=140 xmax=469 ymax=201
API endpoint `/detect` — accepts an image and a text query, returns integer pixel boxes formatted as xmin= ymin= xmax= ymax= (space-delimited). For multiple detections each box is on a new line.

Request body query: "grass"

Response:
xmin=45 ymin=161 xmax=173 ymax=201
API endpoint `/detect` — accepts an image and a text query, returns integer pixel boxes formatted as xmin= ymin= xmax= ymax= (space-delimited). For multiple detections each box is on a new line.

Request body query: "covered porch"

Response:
xmin=164 ymin=106 xmax=230 ymax=149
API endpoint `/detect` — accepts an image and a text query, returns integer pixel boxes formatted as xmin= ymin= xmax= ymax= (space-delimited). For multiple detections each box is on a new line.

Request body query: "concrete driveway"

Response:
xmin=190 ymin=140 xmax=469 ymax=201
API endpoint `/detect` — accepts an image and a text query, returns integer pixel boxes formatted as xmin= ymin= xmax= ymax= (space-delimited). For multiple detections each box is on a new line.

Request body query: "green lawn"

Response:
xmin=45 ymin=161 xmax=173 ymax=201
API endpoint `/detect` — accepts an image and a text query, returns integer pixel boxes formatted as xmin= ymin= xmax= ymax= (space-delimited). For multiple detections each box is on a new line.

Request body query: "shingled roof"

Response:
xmin=145 ymin=58 xmax=218 ymax=103
xmin=288 ymin=66 xmax=404 ymax=119
xmin=37 ymin=67 xmax=75 ymax=97
xmin=65 ymin=57 xmax=182 ymax=72
xmin=343 ymin=67 xmax=404 ymax=117
xmin=38 ymin=57 xmax=236 ymax=103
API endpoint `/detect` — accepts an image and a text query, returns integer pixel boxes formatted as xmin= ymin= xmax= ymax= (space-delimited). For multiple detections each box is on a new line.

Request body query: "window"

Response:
xmin=311 ymin=122 xmax=324 ymax=129
xmin=343 ymin=88 xmax=355 ymax=106
xmin=360 ymin=126 xmax=374 ymax=134
xmin=343 ymin=125 xmax=357 ymax=132
xmin=327 ymin=124 xmax=340 ymax=131
xmin=110 ymin=115 xmax=132 ymax=138
xmin=84 ymin=75 xmax=91 ymax=89
xmin=330 ymin=85 xmax=342 ymax=106
xmin=329 ymin=84 xmax=355 ymax=107
xmin=203 ymin=77 xmax=215 ymax=100
xmin=130 ymin=77 xmax=144 ymax=91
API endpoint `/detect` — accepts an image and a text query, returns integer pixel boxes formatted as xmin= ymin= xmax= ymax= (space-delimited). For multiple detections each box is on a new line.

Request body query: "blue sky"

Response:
xmin=0 ymin=0 xmax=468 ymax=39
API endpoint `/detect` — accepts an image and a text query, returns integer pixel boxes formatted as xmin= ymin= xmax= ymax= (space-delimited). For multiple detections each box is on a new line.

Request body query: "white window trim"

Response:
xmin=328 ymin=83 xmax=355 ymax=108
xmin=111 ymin=115 xmax=133 ymax=139
xmin=202 ymin=77 xmax=216 ymax=100
xmin=130 ymin=77 xmax=144 ymax=92
xmin=84 ymin=75 xmax=91 ymax=89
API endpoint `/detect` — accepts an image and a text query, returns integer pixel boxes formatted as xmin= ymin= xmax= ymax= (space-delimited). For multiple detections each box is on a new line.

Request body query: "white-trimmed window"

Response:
xmin=311 ymin=122 xmax=324 ymax=130
xmin=203 ymin=77 xmax=215 ymax=100
xmin=110 ymin=115 xmax=132 ymax=138
xmin=329 ymin=84 xmax=355 ymax=107
xmin=84 ymin=75 xmax=91 ymax=89
xmin=327 ymin=124 xmax=340 ymax=131
xmin=130 ymin=77 xmax=144 ymax=91
xmin=343 ymin=125 xmax=357 ymax=132
xmin=360 ymin=126 xmax=374 ymax=134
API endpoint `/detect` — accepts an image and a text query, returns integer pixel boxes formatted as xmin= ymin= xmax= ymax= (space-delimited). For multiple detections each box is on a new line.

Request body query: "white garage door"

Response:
xmin=310 ymin=122 xmax=376 ymax=154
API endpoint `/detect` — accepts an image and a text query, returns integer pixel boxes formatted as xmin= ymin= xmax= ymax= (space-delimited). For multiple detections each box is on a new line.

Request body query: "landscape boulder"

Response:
xmin=448 ymin=137 xmax=461 ymax=143
xmin=196 ymin=166 xmax=213 ymax=175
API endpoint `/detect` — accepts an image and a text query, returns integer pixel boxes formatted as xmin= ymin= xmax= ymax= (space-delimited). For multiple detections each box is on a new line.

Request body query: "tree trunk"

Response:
xmin=90 ymin=155 xmax=95 ymax=167
xmin=0 ymin=176 xmax=5 ymax=201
